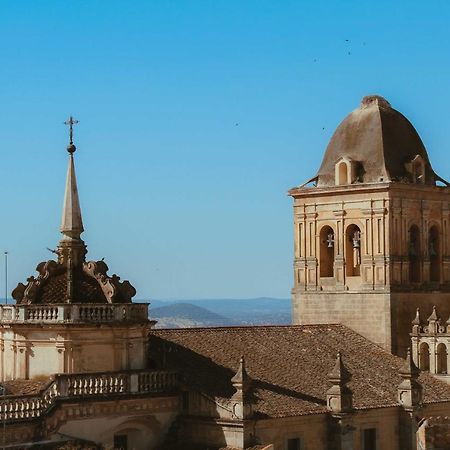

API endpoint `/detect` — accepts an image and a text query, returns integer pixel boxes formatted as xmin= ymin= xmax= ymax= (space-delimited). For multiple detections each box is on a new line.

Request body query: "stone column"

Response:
xmin=333 ymin=210 xmax=346 ymax=289
xmin=361 ymin=208 xmax=374 ymax=290
xmin=422 ymin=203 xmax=430 ymax=283
xmin=305 ymin=211 xmax=318 ymax=291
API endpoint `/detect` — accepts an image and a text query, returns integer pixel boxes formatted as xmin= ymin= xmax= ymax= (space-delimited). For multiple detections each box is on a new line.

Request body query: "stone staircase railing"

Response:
xmin=0 ymin=303 xmax=149 ymax=324
xmin=0 ymin=369 xmax=178 ymax=422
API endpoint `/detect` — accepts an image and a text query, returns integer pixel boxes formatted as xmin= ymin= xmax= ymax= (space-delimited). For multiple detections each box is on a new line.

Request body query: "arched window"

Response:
xmin=345 ymin=224 xmax=361 ymax=277
xmin=319 ymin=226 xmax=335 ymax=278
xmin=338 ymin=162 xmax=348 ymax=185
xmin=419 ymin=342 xmax=430 ymax=371
xmin=429 ymin=226 xmax=440 ymax=283
xmin=437 ymin=343 xmax=448 ymax=374
xmin=409 ymin=225 xmax=421 ymax=283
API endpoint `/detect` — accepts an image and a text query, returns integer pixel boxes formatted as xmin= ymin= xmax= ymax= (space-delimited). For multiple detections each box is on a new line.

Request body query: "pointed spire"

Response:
xmin=327 ymin=351 xmax=351 ymax=385
xmin=230 ymin=355 xmax=253 ymax=420
xmin=399 ymin=348 xmax=420 ymax=378
xmin=58 ymin=117 xmax=87 ymax=271
xmin=427 ymin=305 xmax=440 ymax=334
xmin=60 ymin=149 xmax=84 ymax=240
xmin=412 ymin=308 xmax=423 ymax=335
xmin=412 ymin=308 xmax=421 ymax=325
xmin=326 ymin=352 xmax=353 ymax=414
xmin=428 ymin=305 xmax=439 ymax=322
xmin=398 ymin=348 xmax=422 ymax=411
xmin=231 ymin=355 xmax=251 ymax=394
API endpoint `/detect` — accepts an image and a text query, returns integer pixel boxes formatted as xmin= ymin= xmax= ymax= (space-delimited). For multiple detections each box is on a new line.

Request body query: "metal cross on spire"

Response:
xmin=64 ymin=116 xmax=79 ymax=149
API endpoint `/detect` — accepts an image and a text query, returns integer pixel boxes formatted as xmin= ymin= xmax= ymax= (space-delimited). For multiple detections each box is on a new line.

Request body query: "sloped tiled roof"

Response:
xmin=149 ymin=324 xmax=450 ymax=418
xmin=2 ymin=378 xmax=51 ymax=396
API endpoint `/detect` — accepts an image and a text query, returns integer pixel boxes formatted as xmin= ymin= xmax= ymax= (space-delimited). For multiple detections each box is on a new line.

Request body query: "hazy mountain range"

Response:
xmin=146 ymin=297 xmax=291 ymax=329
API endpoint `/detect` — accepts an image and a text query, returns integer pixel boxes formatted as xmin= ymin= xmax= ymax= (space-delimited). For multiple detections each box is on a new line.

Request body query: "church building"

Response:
xmin=289 ymin=95 xmax=450 ymax=356
xmin=3 ymin=101 xmax=450 ymax=449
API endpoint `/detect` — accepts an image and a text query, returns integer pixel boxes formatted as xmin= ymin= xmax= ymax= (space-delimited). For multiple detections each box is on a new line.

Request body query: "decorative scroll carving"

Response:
xmin=12 ymin=258 xmax=136 ymax=305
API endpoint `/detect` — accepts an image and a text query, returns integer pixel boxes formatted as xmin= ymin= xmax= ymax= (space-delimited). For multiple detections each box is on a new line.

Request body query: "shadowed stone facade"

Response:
xmin=289 ymin=95 xmax=450 ymax=356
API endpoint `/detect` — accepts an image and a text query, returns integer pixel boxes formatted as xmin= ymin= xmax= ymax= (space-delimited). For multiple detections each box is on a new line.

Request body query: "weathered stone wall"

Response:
xmin=0 ymin=323 xmax=150 ymax=380
xmin=291 ymin=183 xmax=450 ymax=356
xmin=293 ymin=292 xmax=392 ymax=351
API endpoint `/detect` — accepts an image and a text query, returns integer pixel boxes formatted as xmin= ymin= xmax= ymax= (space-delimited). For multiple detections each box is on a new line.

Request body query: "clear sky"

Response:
xmin=1 ymin=1 xmax=450 ymax=300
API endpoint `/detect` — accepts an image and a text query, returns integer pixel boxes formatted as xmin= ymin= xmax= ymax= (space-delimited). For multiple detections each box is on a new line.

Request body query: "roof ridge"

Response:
xmin=151 ymin=323 xmax=344 ymax=332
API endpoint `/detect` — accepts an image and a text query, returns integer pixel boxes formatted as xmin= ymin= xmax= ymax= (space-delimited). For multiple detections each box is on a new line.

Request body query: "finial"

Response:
xmin=59 ymin=117 xmax=86 ymax=270
xmin=412 ymin=308 xmax=421 ymax=325
xmin=326 ymin=351 xmax=352 ymax=414
xmin=230 ymin=355 xmax=253 ymax=420
xmin=428 ymin=305 xmax=439 ymax=322
xmin=399 ymin=348 xmax=420 ymax=378
xmin=231 ymin=355 xmax=251 ymax=393
xmin=64 ymin=116 xmax=79 ymax=153
xmin=327 ymin=351 xmax=351 ymax=385
xmin=398 ymin=347 xmax=422 ymax=411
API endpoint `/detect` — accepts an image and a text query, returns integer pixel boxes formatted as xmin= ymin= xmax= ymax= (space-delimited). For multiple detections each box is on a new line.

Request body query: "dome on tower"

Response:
xmin=315 ymin=95 xmax=444 ymax=187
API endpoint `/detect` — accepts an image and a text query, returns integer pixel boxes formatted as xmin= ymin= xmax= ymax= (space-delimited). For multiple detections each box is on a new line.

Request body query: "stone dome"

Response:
xmin=316 ymin=95 xmax=438 ymax=187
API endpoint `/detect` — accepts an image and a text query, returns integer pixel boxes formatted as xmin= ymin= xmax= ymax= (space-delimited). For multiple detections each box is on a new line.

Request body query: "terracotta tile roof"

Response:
xmin=36 ymin=270 xmax=108 ymax=304
xmin=149 ymin=324 xmax=450 ymax=418
xmin=2 ymin=378 xmax=50 ymax=396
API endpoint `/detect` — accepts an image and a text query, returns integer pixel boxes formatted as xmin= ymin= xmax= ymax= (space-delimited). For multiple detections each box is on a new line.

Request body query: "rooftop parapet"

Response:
xmin=0 ymin=302 xmax=150 ymax=324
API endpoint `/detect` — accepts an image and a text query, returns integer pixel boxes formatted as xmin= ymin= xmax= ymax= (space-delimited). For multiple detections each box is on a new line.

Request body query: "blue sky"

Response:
xmin=1 ymin=1 xmax=450 ymax=300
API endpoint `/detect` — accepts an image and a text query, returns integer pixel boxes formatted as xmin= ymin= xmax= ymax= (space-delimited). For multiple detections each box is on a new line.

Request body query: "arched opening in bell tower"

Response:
xmin=419 ymin=342 xmax=430 ymax=371
xmin=429 ymin=225 xmax=440 ymax=283
xmin=409 ymin=225 xmax=421 ymax=283
xmin=319 ymin=226 xmax=334 ymax=278
xmin=437 ymin=343 xmax=448 ymax=374
xmin=345 ymin=224 xmax=361 ymax=277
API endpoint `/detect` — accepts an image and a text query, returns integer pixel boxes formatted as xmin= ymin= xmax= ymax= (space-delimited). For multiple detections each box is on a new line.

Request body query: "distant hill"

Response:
xmin=147 ymin=297 xmax=291 ymax=328
xmin=151 ymin=303 xmax=237 ymax=328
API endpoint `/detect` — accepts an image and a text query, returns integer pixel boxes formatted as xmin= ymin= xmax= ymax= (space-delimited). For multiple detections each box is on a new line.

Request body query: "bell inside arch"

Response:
xmin=327 ymin=233 xmax=335 ymax=248
xmin=429 ymin=239 xmax=437 ymax=257
xmin=352 ymin=231 xmax=361 ymax=249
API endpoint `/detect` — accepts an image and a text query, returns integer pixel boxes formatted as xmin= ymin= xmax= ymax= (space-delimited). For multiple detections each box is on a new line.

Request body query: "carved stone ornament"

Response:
xmin=12 ymin=258 xmax=136 ymax=305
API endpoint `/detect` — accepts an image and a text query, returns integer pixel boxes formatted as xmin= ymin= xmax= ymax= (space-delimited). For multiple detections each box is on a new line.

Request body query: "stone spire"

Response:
xmin=398 ymin=348 xmax=422 ymax=412
xmin=11 ymin=117 xmax=137 ymax=305
xmin=427 ymin=305 xmax=440 ymax=334
xmin=230 ymin=355 xmax=253 ymax=420
xmin=411 ymin=308 xmax=423 ymax=335
xmin=326 ymin=352 xmax=353 ymax=414
xmin=60 ymin=146 xmax=84 ymax=240
xmin=58 ymin=117 xmax=87 ymax=268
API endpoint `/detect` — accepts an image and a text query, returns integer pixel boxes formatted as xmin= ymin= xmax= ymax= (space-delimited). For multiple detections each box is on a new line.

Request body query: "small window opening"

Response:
xmin=287 ymin=438 xmax=301 ymax=450
xmin=437 ymin=343 xmax=447 ymax=374
xmin=363 ymin=428 xmax=377 ymax=450
xmin=429 ymin=226 xmax=440 ymax=282
xmin=320 ymin=226 xmax=335 ymax=278
xmin=345 ymin=224 xmax=361 ymax=277
xmin=338 ymin=162 xmax=348 ymax=185
xmin=409 ymin=225 xmax=421 ymax=283
xmin=419 ymin=342 xmax=430 ymax=371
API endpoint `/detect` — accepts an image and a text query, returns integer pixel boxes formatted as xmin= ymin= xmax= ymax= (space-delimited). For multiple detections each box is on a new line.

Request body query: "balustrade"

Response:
xmin=0 ymin=369 xmax=178 ymax=422
xmin=0 ymin=303 xmax=149 ymax=324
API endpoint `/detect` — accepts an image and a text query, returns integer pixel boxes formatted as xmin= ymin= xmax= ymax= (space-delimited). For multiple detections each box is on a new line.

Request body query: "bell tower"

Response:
xmin=289 ymin=95 xmax=450 ymax=356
